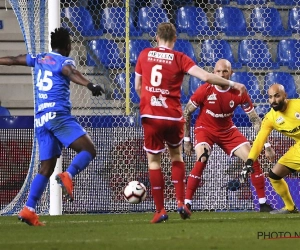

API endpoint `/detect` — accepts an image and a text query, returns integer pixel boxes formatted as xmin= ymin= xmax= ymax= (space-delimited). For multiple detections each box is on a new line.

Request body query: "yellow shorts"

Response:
xmin=278 ymin=142 xmax=300 ymax=171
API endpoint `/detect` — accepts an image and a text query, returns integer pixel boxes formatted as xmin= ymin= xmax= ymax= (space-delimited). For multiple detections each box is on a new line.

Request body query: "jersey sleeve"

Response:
xmin=26 ymin=54 xmax=36 ymax=67
xmin=240 ymin=92 xmax=254 ymax=113
xmin=190 ymin=83 xmax=207 ymax=108
xmin=248 ymin=114 xmax=273 ymax=160
xmin=135 ymin=50 xmax=144 ymax=75
xmin=180 ymin=54 xmax=196 ymax=73
xmin=62 ymin=58 xmax=76 ymax=68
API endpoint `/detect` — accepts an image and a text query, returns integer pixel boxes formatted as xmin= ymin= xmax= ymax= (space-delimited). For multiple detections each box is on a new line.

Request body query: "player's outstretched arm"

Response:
xmin=183 ymin=101 xmax=197 ymax=156
xmin=264 ymin=145 xmax=276 ymax=163
xmin=188 ymin=66 xmax=246 ymax=95
xmin=247 ymin=109 xmax=262 ymax=133
xmin=247 ymin=110 xmax=275 ymax=162
xmin=62 ymin=64 xmax=104 ymax=96
xmin=0 ymin=54 xmax=27 ymax=66
xmin=241 ymin=118 xmax=274 ymax=182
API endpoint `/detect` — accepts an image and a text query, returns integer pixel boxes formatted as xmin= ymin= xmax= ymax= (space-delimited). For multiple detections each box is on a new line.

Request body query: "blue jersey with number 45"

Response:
xmin=26 ymin=52 xmax=75 ymax=115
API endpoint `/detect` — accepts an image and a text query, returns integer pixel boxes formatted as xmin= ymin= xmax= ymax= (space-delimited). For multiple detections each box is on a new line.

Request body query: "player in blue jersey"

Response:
xmin=0 ymin=28 xmax=104 ymax=226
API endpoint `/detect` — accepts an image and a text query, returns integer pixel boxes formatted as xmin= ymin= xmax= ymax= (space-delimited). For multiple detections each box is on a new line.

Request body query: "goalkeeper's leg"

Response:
xmin=185 ymin=146 xmax=210 ymax=207
xmin=269 ymin=165 xmax=296 ymax=211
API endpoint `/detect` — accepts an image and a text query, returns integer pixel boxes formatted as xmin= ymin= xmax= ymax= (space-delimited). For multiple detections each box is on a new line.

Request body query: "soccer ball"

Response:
xmin=123 ymin=181 xmax=147 ymax=204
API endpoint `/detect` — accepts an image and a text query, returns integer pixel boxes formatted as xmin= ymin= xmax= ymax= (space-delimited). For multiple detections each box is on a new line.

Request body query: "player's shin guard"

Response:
xmin=269 ymin=176 xmax=295 ymax=211
xmin=26 ymin=174 xmax=49 ymax=210
xmin=185 ymin=161 xmax=206 ymax=201
xmin=250 ymin=160 xmax=265 ymax=200
xmin=171 ymin=161 xmax=185 ymax=203
xmin=149 ymin=169 xmax=165 ymax=211
xmin=66 ymin=151 xmax=94 ymax=178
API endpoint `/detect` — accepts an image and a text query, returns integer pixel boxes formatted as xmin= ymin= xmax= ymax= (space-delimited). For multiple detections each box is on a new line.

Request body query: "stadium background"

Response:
xmin=0 ymin=0 xmax=299 ymax=215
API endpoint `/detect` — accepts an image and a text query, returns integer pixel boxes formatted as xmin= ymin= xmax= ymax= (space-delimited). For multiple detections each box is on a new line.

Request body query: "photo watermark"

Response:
xmin=258 ymin=232 xmax=300 ymax=240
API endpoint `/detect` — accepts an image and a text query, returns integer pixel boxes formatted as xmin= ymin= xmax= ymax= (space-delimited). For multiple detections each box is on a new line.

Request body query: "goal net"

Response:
xmin=1 ymin=0 xmax=300 ymax=215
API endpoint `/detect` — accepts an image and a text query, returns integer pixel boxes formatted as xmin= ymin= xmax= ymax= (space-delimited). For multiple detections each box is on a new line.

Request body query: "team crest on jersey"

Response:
xmin=207 ymin=93 xmax=217 ymax=101
xmin=229 ymin=100 xmax=234 ymax=108
xmin=276 ymin=116 xmax=285 ymax=125
xmin=295 ymin=112 xmax=300 ymax=119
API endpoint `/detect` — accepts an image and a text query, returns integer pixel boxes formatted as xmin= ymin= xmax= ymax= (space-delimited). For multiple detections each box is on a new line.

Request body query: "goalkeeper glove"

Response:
xmin=239 ymin=159 xmax=254 ymax=183
xmin=87 ymin=82 xmax=105 ymax=96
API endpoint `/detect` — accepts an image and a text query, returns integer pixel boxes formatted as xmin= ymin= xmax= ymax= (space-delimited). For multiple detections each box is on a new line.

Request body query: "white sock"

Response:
xmin=26 ymin=206 xmax=35 ymax=212
xmin=67 ymin=172 xmax=73 ymax=180
xmin=259 ymin=198 xmax=266 ymax=204
xmin=185 ymin=199 xmax=192 ymax=205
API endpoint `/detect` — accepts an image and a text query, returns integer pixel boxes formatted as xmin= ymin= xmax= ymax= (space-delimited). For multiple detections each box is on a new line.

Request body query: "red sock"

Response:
xmin=149 ymin=169 xmax=165 ymax=211
xmin=185 ymin=161 xmax=206 ymax=200
xmin=250 ymin=160 xmax=265 ymax=199
xmin=172 ymin=161 xmax=185 ymax=203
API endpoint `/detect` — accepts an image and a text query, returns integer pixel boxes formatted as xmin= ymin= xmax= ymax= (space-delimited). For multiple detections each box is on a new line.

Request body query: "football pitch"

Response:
xmin=0 ymin=212 xmax=300 ymax=250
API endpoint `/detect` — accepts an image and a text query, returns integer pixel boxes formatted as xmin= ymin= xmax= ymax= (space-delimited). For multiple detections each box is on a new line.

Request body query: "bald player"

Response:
xmin=242 ymin=84 xmax=300 ymax=214
xmin=183 ymin=59 xmax=275 ymax=212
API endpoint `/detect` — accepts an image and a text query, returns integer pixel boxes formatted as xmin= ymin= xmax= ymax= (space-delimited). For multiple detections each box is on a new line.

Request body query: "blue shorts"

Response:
xmin=35 ymin=112 xmax=86 ymax=161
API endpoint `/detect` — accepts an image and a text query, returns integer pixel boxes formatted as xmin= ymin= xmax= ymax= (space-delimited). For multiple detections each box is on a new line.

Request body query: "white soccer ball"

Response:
xmin=124 ymin=181 xmax=147 ymax=204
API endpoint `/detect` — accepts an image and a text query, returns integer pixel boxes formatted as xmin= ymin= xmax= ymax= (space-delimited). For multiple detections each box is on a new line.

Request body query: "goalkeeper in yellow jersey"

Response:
xmin=240 ymin=83 xmax=300 ymax=214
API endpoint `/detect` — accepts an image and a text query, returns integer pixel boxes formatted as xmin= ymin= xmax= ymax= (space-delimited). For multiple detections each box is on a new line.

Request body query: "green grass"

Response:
xmin=1 ymin=212 xmax=300 ymax=250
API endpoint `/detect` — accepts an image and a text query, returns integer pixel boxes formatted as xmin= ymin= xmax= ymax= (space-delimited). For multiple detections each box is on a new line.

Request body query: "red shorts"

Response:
xmin=194 ymin=126 xmax=249 ymax=156
xmin=142 ymin=117 xmax=185 ymax=154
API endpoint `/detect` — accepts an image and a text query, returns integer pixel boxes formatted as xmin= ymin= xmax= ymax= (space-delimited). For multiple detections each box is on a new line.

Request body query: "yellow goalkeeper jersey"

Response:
xmin=248 ymin=99 xmax=300 ymax=161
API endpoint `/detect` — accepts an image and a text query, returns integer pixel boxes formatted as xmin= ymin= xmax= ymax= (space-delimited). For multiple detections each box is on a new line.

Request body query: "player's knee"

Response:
xmin=268 ymin=170 xmax=282 ymax=180
xmin=197 ymin=148 xmax=209 ymax=163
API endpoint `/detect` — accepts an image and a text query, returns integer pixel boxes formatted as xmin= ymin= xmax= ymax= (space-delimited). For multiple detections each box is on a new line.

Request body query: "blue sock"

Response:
xmin=26 ymin=174 xmax=49 ymax=210
xmin=66 ymin=151 xmax=93 ymax=178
